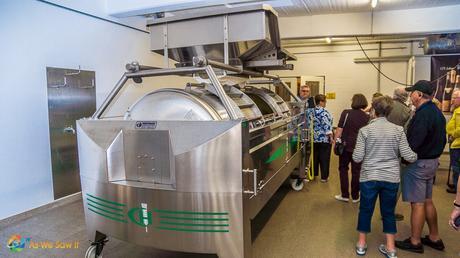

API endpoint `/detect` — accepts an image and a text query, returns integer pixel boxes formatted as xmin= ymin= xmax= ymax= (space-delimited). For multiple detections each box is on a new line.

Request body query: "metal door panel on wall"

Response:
xmin=47 ymin=67 xmax=96 ymax=199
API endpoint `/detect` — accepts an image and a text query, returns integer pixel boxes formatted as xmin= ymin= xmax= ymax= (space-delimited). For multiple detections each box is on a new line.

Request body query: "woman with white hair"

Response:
xmin=387 ymin=87 xmax=411 ymax=128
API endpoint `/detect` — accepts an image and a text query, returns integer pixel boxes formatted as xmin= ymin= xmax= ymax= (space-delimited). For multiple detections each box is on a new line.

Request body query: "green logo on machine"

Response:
xmin=128 ymin=205 xmax=153 ymax=227
xmin=85 ymin=193 xmax=229 ymax=233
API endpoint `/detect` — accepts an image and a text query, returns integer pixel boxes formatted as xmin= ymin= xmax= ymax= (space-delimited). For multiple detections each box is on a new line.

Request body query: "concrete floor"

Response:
xmin=1 ymin=155 xmax=459 ymax=258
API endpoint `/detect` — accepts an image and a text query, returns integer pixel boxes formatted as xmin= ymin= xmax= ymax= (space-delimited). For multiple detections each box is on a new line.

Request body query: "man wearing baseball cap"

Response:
xmin=396 ymin=80 xmax=447 ymax=253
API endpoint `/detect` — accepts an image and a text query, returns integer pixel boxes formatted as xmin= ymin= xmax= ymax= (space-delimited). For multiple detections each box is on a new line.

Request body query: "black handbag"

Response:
xmin=334 ymin=112 xmax=349 ymax=156
xmin=334 ymin=141 xmax=346 ymax=156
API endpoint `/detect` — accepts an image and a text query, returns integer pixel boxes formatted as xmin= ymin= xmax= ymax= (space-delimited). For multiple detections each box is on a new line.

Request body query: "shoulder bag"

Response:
xmin=334 ymin=112 xmax=349 ymax=156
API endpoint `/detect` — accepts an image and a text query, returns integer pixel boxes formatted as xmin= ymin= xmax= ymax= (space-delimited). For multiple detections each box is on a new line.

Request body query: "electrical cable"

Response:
xmin=307 ymin=110 xmax=314 ymax=180
xmin=355 ymin=36 xmax=412 ymax=86
xmin=356 ymin=36 xmax=460 ymax=90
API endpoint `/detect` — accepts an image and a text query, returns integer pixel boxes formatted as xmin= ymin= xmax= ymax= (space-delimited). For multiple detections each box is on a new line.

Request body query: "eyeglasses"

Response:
xmin=301 ymin=90 xmax=309 ymax=92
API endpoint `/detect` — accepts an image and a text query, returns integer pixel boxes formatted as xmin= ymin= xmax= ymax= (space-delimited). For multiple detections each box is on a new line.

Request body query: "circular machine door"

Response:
xmin=242 ymin=86 xmax=287 ymax=117
xmin=188 ymin=85 xmax=262 ymax=122
xmin=125 ymin=88 xmax=222 ymax=121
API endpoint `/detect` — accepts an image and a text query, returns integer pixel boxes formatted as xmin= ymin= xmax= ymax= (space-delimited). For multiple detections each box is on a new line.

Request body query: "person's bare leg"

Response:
xmin=358 ymin=232 xmax=366 ymax=247
xmin=425 ymin=198 xmax=440 ymax=241
xmin=386 ymin=234 xmax=395 ymax=251
xmin=410 ymin=202 xmax=425 ymax=244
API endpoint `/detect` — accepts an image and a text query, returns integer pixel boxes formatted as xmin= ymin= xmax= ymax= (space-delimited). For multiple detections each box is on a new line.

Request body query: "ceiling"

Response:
xmin=265 ymin=0 xmax=460 ymax=16
xmin=107 ymin=0 xmax=460 ymax=18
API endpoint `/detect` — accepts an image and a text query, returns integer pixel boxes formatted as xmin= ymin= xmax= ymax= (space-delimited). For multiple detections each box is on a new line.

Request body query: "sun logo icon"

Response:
xmin=7 ymin=234 xmax=30 ymax=253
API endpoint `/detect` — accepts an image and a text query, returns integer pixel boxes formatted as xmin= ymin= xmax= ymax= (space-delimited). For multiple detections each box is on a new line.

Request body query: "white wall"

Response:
xmin=275 ymin=42 xmax=426 ymax=125
xmin=0 ymin=0 xmax=165 ymax=219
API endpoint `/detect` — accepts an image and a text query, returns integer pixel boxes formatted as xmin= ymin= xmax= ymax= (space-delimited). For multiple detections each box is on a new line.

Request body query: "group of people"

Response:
xmin=298 ymin=80 xmax=459 ymax=258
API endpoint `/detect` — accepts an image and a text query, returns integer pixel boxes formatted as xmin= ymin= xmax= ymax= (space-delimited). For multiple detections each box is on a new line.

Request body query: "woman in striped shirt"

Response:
xmin=352 ymin=96 xmax=417 ymax=258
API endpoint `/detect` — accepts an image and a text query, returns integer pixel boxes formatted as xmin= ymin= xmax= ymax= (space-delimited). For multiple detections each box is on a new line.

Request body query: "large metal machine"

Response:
xmin=78 ymin=5 xmax=307 ymax=258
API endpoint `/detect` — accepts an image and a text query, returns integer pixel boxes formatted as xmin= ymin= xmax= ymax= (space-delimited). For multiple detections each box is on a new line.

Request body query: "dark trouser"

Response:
xmin=357 ymin=181 xmax=399 ymax=234
xmin=313 ymin=142 xmax=332 ymax=180
xmin=338 ymin=151 xmax=361 ymax=200
xmin=450 ymin=148 xmax=460 ymax=190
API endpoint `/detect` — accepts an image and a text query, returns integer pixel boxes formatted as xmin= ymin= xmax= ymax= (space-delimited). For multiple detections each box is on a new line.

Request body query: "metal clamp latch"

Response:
xmin=63 ymin=125 xmax=76 ymax=134
xmin=243 ymin=168 xmax=258 ymax=197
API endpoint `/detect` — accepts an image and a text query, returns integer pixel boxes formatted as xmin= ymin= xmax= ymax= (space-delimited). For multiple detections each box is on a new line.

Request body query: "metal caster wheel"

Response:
xmin=85 ymin=231 xmax=107 ymax=258
xmin=85 ymin=245 xmax=102 ymax=258
xmin=290 ymin=178 xmax=304 ymax=191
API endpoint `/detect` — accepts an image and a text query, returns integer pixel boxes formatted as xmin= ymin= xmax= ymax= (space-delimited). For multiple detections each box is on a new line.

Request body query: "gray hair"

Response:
xmin=393 ymin=87 xmax=409 ymax=102
xmin=372 ymin=96 xmax=394 ymax=117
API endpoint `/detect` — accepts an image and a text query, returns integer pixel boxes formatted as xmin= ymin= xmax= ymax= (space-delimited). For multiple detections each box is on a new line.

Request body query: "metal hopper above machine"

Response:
xmin=147 ymin=4 xmax=296 ymax=71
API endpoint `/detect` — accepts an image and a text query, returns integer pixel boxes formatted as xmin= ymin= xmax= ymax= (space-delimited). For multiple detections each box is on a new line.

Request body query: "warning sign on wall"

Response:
xmin=326 ymin=92 xmax=336 ymax=99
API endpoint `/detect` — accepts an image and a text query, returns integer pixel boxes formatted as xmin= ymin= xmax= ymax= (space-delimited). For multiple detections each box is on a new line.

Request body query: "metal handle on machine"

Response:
xmin=203 ymin=65 xmax=240 ymax=120
xmin=243 ymin=168 xmax=258 ymax=197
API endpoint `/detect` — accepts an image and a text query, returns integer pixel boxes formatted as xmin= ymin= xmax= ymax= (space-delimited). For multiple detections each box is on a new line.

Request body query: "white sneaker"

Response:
xmin=356 ymin=243 xmax=367 ymax=256
xmin=378 ymin=244 xmax=397 ymax=258
xmin=320 ymin=179 xmax=328 ymax=183
xmin=352 ymin=198 xmax=360 ymax=203
xmin=334 ymin=195 xmax=349 ymax=202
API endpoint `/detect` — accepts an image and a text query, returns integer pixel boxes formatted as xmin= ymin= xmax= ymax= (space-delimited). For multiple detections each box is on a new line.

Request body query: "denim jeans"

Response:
xmin=450 ymin=148 xmax=460 ymax=190
xmin=357 ymin=181 xmax=399 ymax=234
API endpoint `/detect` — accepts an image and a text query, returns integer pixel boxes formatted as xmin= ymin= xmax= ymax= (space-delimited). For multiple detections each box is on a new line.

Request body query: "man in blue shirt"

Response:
xmin=396 ymin=80 xmax=447 ymax=253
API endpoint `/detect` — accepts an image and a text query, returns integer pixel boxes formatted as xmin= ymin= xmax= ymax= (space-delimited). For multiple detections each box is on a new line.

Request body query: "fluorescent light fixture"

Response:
xmin=371 ymin=0 xmax=378 ymax=8
xmin=325 ymin=37 xmax=332 ymax=44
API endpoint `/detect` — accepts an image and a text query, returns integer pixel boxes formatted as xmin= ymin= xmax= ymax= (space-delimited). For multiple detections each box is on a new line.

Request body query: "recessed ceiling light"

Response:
xmin=371 ymin=0 xmax=378 ymax=8
xmin=325 ymin=37 xmax=332 ymax=44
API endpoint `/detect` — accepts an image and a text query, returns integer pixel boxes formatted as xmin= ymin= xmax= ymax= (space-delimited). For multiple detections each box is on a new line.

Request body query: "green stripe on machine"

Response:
xmin=154 ymin=209 xmax=228 ymax=216
xmin=86 ymin=198 xmax=124 ymax=212
xmin=160 ymin=221 xmax=229 ymax=227
xmin=156 ymin=226 xmax=229 ymax=233
xmin=159 ymin=215 xmax=229 ymax=221
xmin=86 ymin=193 xmax=126 ymax=207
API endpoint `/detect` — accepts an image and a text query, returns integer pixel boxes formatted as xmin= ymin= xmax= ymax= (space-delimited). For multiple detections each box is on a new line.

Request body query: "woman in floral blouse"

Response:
xmin=306 ymin=94 xmax=333 ymax=182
